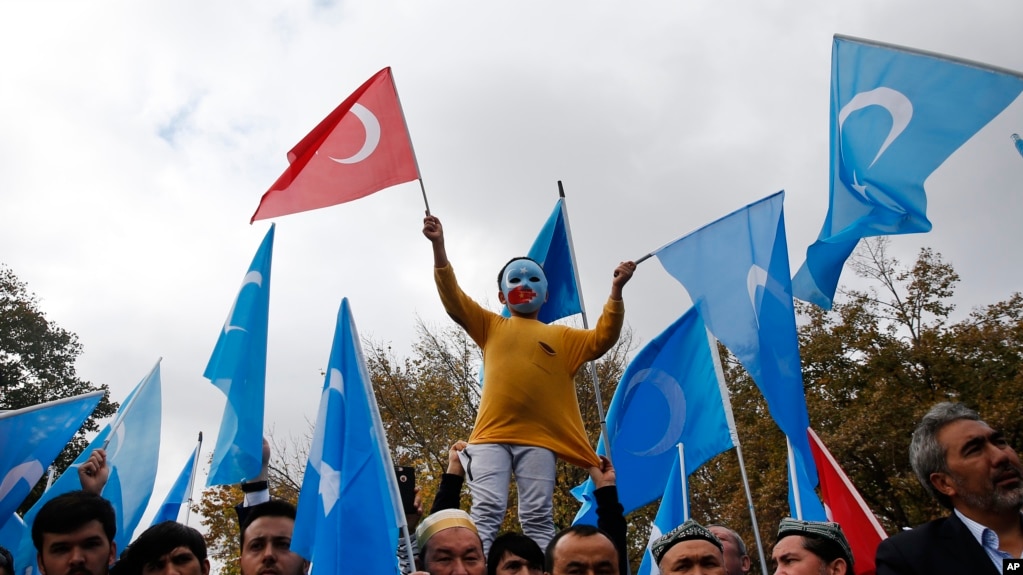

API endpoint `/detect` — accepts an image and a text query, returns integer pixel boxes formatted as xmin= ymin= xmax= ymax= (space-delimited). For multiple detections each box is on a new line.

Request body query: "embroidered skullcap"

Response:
xmin=650 ymin=519 xmax=723 ymax=564
xmin=776 ymin=518 xmax=854 ymax=568
xmin=415 ymin=509 xmax=478 ymax=549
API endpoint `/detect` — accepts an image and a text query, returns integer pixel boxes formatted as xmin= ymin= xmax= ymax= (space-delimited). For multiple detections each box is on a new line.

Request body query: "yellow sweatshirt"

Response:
xmin=435 ymin=264 xmax=624 ymax=468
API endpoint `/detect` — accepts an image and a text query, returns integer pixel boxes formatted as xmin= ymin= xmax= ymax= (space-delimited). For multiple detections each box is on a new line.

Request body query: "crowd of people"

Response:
xmin=3 ymin=215 xmax=1021 ymax=575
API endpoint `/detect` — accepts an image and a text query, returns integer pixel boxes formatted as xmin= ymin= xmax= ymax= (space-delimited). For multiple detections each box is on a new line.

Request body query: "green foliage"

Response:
xmin=0 ymin=264 xmax=117 ymax=512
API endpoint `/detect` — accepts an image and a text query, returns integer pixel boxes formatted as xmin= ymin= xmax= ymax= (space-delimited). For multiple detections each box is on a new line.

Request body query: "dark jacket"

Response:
xmin=875 ymin=513 xmax=1000 ymax=575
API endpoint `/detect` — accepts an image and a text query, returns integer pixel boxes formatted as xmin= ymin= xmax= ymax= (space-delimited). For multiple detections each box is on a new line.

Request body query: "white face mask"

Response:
xmin=501 ymin=259 xmax=548 ymax=315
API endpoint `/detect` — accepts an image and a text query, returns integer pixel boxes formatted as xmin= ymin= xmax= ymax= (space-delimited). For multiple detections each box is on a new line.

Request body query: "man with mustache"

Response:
xmin=876 ymin=402 xmax=1023 ymax=575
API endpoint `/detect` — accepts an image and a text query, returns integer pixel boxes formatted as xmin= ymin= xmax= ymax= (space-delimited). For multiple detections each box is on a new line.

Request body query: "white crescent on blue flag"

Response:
xmin=501 ymin=197 xmax=582 ymax=323
xmin=652 ymin=191 xmax=825 ymax=520
xmin=150 ymin=442 xmax=199 ymax=526
xmin=292 ymin=298 xmax=404 ymax=574
xmin=637 ymin=450 xmax=688 ymax=575
xmin=0 ymin=391 xmax=104 ymax=528
xmin=14 ymin=363 xmax=162 ymax=573
xmin=572 ymin=307 xmax=733 ymax=525
xmin=793 ymin=35 xmax=1023 ymax=309
xmin=205 ymin=224 xmax=274 ymax=486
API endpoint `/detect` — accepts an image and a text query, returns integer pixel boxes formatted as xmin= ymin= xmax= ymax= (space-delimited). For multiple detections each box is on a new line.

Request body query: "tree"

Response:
xmin=688 ymin=238 xmax=1023 ymax=574
xmin=0 ymin=264 xmax=118 ymax=512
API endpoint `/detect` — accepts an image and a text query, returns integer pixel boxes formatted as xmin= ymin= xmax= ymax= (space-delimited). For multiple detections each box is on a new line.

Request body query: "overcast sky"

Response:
xmin=3 ymin=0 xmax=1022 ymax=534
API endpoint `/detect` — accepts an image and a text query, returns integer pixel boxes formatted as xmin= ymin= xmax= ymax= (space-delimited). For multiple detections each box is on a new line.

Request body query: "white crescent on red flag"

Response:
xmin=808 ymin=427 xmax=887 ymax=575
xmin=251 ymin=67 xmax=420 ymax=222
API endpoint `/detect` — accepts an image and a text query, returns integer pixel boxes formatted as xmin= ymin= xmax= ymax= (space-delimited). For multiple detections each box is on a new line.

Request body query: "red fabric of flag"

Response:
xmin=251 ymin=67 xmax=419 ymax=222
xmin=808 ymin=428 xmax=887 ymax=575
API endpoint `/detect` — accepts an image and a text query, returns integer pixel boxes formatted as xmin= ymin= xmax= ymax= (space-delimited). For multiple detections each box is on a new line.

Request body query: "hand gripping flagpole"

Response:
xmin=557 ymin=181 xmax=613 ymax=461
xmin=183 ymin=431 xmax=203 ymax=526
xmin=388 ymin=68 xmax=431 ymax=216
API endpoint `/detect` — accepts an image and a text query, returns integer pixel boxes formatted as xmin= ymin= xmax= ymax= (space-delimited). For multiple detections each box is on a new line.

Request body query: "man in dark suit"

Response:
xmin=876 ymin=402 xmax=1023 ymax=575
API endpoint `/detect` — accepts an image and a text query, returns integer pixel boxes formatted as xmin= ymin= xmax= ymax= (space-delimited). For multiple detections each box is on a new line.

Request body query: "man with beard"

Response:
xmin=876 ymin=402 xmax=1023 ymax=575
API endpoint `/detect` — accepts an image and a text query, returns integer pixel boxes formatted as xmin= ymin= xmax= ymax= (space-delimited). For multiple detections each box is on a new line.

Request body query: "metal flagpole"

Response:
xmin=183 ymin=431 xmax=203 ymax=526
xmin=44 ymin=466 xmax=56 ymax=491
xmin=388 ymin=67 xmax=430 ymax=215
xmin=678 ymin=443 xmax=690 ymax=523
xmin=707 ymin=328 xmax=769 ymax=575
xmin=787 ymin=437 xmax=804 ymax=520
xmin=557 ymin=181 xmax=613 ymax=459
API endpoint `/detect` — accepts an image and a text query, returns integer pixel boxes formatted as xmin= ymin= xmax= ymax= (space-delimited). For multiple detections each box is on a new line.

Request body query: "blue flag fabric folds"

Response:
xmin=205 ymin=225 xmax=274 ymax=485
xmin=0 ymin=391 xmax=103 ymax=528
xmin=637 ymin=451 xmax=688 ymax=575
xmin=572 ymin=307 xmax=733 ymax=524
xmin=150 ymin=443 xmax=199 ymax=526
xmin=501 ymin=198 xmax=582 ymax=323
xmin=654 ymin=191 xmax=825 ymax=520
xmin=292 ymin=298 xmax=404 ymax=574
xmin=15 ymin=363 xmax=162 ymax=571
xmin=793 ymin=35 xmax=1023 ymax=309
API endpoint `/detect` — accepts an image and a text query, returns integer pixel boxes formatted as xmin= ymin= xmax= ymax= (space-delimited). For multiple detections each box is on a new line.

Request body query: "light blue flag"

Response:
xmin=0 ymin=513 xmax=27 ymax=562
xmin=15 ymin=363 xmax=162 ymax=571
xmin=637 ymin=451 xmax=688 ymax=575
xmin=292 ymin=298 xmax=405 ymax=574
xmin=793 ymin=34 xmax=1023 ymax=309
xmin=499 ymin=198 xmax=582 ymax=323
xmin=572 ymin=307 xmax=733 ymax=525
xmin=150 ymin=440 xmax=199 ymax=526
xmin=205 ymin=225 xmax=274 ymax=486
xmin=653 ymin=191 xmax=825 ymax=520
xmin=0 ymin=391 xmax=104 ymax=526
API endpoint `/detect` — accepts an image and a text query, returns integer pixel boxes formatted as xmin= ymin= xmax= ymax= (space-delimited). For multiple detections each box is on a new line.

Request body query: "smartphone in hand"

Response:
xmin=394 ymin=465 xmax=417 ymax=514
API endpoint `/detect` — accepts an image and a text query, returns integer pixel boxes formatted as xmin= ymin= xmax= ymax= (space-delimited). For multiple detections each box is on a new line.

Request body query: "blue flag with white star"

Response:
xmin=0 ymin=391 xmax=103 ymax=527
xmin=292 ymin=298 xmax=404 ymax=574
xmin=793 ymin=35 xmax=1023 ymax=309
xmin=205 ymin=225 xmax=274 ymax=485
xmin=572 ymin=307 xmax=732 ymax=525
xmin=653 ymin=191 xmax=825 ymax=520
xmin=15 ymin=362 xmax=162 ymax=572
xmin=637 ymin=450 xmax=688 ymax=575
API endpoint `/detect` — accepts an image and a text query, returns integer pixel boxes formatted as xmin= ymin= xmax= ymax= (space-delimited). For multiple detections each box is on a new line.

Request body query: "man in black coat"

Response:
xmin=876 ymin=402 xmax=1023 ymax=575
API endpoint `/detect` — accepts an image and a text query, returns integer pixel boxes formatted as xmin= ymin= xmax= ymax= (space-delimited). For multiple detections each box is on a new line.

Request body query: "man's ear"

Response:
xmin=498 ymin=291 xmax=507 ymax=305
xmin=825 ymin=557 xmax=849 ymax=575
xmin=107 ymin=542 xmax=117 ymax=567
xmin=201 ymin=559 xmax=211 ymax=575
xmin=302 ymin=559 xmax=311 ymax=575
xmin=741 ymin=555 xmax=752 ymax=572
xmin=37 ymin=553 xmax=46 ymax=575
xmin=930 ymin=472 xmax=957 ymax=498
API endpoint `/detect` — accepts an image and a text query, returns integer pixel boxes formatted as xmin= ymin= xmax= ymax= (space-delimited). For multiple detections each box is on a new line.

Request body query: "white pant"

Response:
xmin=463 ymin=443 xmax=556 ymax=554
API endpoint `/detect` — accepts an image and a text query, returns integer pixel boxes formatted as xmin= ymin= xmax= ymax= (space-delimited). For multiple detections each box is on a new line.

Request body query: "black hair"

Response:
xmin=116 ymin=522 xmax=207 ymax=575
xmin=238 ymin=500 xmax=297 ymax=549
xmin=544 ymin=525 xmax=617 ymax=572
xmin=487 ymin=533 xmax=543 ymax=575
xmin=0 ymin=545 xmax=14 ymax=575
xmin=783 ymin=533 xmax=852 ymax=569
xmin=496 ymin=257 xmax=544 ymax=290
xmin=32 ymin=491 xmax=116 ymax=552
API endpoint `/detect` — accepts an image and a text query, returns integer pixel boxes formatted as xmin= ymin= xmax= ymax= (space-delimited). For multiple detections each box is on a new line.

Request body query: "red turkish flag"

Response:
xmin=808 ymin=428 xmax=887 ymax=575
xmin=251 ymin=67 xmax=420 ymax=222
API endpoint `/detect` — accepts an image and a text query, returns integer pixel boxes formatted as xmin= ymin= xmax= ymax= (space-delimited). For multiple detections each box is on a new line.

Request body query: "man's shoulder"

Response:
xmin=882 ymin=515 xmax=956 ymax=547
